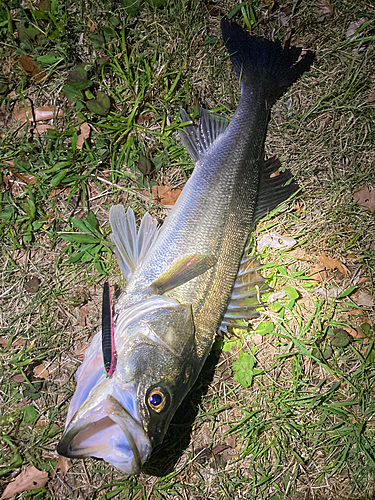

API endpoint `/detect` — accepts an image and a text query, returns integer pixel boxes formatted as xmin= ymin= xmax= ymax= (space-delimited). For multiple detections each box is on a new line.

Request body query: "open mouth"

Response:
xmin=57 ymin=394 xmax=151 ymax=474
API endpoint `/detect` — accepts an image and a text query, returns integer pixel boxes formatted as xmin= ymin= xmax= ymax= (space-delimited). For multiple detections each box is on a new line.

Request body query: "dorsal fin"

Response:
xmin=220 ymin=255 xmax=270 ymax=330
xmin=179 ymin=107 xmax=229 ymax=163
xmin=253 ymin=156 xmax=299 ymax=223
xmin=109 ymin=205 xmax=159 ymax=281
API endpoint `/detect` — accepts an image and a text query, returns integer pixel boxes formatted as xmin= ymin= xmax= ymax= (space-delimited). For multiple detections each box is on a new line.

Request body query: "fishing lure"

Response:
xmin=102 ymin=281 xmax=115 ymax=377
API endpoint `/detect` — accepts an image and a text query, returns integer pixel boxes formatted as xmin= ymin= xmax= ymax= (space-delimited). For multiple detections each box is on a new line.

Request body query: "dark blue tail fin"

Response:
xmin=221 ymin=18 xmax=314 ymax=104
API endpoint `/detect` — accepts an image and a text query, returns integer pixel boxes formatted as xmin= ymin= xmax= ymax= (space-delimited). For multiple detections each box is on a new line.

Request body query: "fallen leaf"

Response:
xmin=53 ymin=455 xmax=72 ymax=478
xmin=11 ymin=374 xmax=25 ymax=383
xmin=9 ymin=167 xmax=37 ymax=186
xmin=35 ymin=124 xmax=55 ymax=134
xmin=1 ymin=466 xmax=48 ymax=499
xmin=353 ymin=186 xmax=375 ymax=214
xmin=315 ymin=287 xmax=343 ymax=298
xmin=13 ymin=106 xmax=63 ymax=124
xmin=35 ymin=417 xmax=47 ymax=427
xmin=24 ymin=275 xmax=41 ymax=293
xmin=270 ymin=170 xmax=280 ymax=178
xmin=367 ymin=92 xmax=375 ymax=103
xmin=19 ymin=55 xmax=46 ymax=82
xmin=257 ymin=232 xmax=296 ymax=251
xmin=314 ymin=0 xmax=334 ymax=20
xmin=343 ymin=326 xmax=368 ymax=341
xmin=137 ymin=114 xmax=152 ymax=125
xmin=310 ymin=264 xmax=329 ymax=282
xmin=285 ymin=248 xmax=309 ymax=260
xmin=152 ymin=185 xmax=182 ymax=206
xmin=347 ymin=309 xmax=365 ymax=316
xmin=76 ymin=122 xmax=90 ymax=149
xmin=79 ymin=306 xmax=89 ymax=327
xmin=33 ymin=363 xmax=49 ymax=379
xmin=318 ymin=251 xmax=348 ymax=275
xmin=353 ymin=291 xmax=375 ymax=308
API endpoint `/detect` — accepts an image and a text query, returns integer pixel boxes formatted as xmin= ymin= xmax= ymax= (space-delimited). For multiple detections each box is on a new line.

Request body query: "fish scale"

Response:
xmin=57 ymin=17 xmax=314 ymax=474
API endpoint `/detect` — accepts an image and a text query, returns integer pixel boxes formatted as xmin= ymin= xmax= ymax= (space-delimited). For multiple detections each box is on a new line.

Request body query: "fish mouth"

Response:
xmin=57 ymin=393 xmax=151 ymax=474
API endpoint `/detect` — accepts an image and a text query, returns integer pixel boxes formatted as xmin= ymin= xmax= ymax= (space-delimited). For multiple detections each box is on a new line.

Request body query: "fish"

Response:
xmin=57 ymin=17 xmax=314 ymax=474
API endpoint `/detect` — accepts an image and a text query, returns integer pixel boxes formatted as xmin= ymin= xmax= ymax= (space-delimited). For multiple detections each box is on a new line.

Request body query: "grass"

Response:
xmin=0 ymin=0 xmax=375 ymax=498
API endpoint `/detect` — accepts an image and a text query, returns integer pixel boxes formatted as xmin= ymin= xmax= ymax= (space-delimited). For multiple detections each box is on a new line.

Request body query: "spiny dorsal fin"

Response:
xmin=220 ymin=255 xmax=270 ymax=330
xmin=179 ymin=107 xmax=229 ymax=163
xmin=151 ymin=253 xmax=216 ymax=295
xmin=109 ymin=205 xmax=159 ymax=281
xmin=253 ymin=156 xmax=299 ymax=223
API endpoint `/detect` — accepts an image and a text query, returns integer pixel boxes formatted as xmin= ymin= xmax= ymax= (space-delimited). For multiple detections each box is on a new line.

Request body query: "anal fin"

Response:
xmin=220 ymin=255 xmax=270 ymax=330
xmin=253 ymin=156 xmax=299 ymax=223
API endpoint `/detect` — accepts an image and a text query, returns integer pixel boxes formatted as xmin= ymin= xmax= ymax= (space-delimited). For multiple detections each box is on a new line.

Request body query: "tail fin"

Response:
xmin=221 ymin=17 xmax=314 ymax=104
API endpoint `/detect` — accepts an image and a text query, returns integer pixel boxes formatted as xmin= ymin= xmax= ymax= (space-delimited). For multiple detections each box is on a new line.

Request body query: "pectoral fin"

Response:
xmin=151 ymin=253 xmax=216 ymax=294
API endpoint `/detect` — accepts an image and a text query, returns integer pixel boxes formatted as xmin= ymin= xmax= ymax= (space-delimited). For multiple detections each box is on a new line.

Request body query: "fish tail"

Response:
xmin=221 ymin=17 xmax=314 ymax=104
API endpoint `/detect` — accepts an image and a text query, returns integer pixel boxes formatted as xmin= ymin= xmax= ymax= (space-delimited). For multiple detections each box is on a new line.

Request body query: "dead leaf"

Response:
xmin=35 ymin=124 xmax=55 ymax=135
xmin=257 ymin=232 xmax=296 ymax=251
xmin=285 ymin=248 xmax=309 ymax=260
xmin=13 ymin=106 xmax=63 ymax=124
xmin=52 ymin=455 xmax=72 ymax=478
xmin=137 ymin=114 xmax=152 ymax=125
xmin=11 ymin=374 xmax=25 ymax=383
xmin=347 ymin=309 xmax=364 ymax=316
xmin=76 ymin=122 xmax=90 ymax=149
xmin=343 ymin=326 xmax=368 ymax=341
xmin=270 ymin=170 xmax=280 ymax=178
xmin=76 ymin=343 xmax=89 ymax=361
xmin=354 ymin=291 xmax=375 ymax=308
xmin=1 ymin=466 xmax=48 ymax=499
xmin=79 ymin=306 xmax=89 ymax=327
xmin=8 ymin=166 xmax=37 ymax=186
xmin=33 ymin=363 xmax=49 ymax=379
xmin=318 ymin=251 xmax=348 ymax=276
xmin=310 ymin=264 xmax=329 ymax=282
xmin=35 ymin=417 xmax=47 ymax=427
xmin=367 ymin=92 xmax=375 ymax=103
xmin=315 ymin=287 xmax=343 ymax=298
xmin=314 ymin=0 xmax=334 ymax=20
xmin=19 ymin=55 xmax=46 ymax=82
xmin=152 ymin=185 xmax=182 ymax=206
xmin=353 ymin=186 xmax=375 ymax=214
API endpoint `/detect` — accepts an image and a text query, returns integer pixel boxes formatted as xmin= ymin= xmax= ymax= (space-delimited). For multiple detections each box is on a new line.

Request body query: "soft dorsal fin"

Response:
xmin=151 ymin=253 xmax=216 ymax=294
xmin=253 ymin=156 xmax=299 ymax=223
xmin=109 ymin=205 xmax=159 ymax=281
xmin=179 ymin=107 xmax=229 ymax=163
xmin=220 ymin=255 xmax=270 ymax=329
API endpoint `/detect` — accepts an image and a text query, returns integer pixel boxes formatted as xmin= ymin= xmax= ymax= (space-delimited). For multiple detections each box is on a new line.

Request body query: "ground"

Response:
xmin=0 ymin=0 xmax=374 ymax=499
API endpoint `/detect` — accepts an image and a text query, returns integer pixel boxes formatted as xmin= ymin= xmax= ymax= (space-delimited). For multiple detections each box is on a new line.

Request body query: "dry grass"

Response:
xmin=0 ymin=0 xmax=374 ymax=499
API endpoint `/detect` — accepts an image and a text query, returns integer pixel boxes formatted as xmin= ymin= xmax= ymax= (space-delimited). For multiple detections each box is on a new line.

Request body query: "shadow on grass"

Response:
xmin=142 ymin=347 xmax=221 ymax=476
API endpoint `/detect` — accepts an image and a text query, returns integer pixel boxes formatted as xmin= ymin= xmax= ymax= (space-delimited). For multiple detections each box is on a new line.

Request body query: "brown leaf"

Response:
xmin=19 ymin=55 xmax=46 ymax=82
xmin=33 ymin=363 xmax=49 ymax=379
xmin=285 ymin=248 xmax=309 ymax=260
xmin=353 ymin=186 xmax=375 ymax=214
xmin=13 ymin=106 xmax=63 ymax=124
xmin=79 ymin=306 xmax=89 ymax=327
xmin=53 ymin=455 xmax=72 ymax=478
xmin=76 ymin=122 xmax=90 ymax=149
xmin=35 ymin=417 xmax=47 ymax=427
xmin=343 ymin=326 xmax=368 ymax=341
xmin=8 ymin=166 xmax=37 ymax=186
xmin=35 ymin=124 xmax=55 ymax=135
xmin=314 ymin=0 xmax=334 ymax=20
xmin=318 ymin=251 xmax=348 ymax=275
xmin=1 ymin=466 xmax=48 ymax=499
xmin=367 ymin=92 xmax=375 ymax=103
xmin=354 ymin=291 xmax=375 ymax=308
xmin=152 ymin=185 xmax=182 ymax=206
xmin=310 ymin=264 xmax=329 ymax=282
xmin=11 ymin=374 xmax=25 ymax=383
xmin=136 ymin=114 xmax=152 ymax=125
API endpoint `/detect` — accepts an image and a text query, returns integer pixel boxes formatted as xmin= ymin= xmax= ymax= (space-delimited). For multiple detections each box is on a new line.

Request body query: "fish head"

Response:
xmin=57 ymin=296 xmax=197 ymax=474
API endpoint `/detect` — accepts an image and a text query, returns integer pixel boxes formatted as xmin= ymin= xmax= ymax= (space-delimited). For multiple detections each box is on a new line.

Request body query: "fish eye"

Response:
xmin=147 ymin=386 xmax=168 ymax=413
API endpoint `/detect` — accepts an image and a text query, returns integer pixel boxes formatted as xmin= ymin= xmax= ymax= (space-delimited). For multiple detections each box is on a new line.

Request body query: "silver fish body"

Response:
xmin=57 ymin=18 xmax=313 ymax=474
